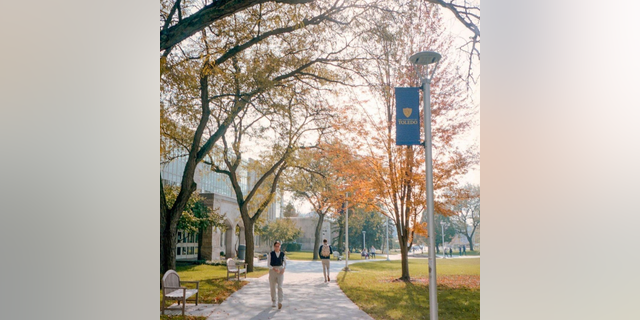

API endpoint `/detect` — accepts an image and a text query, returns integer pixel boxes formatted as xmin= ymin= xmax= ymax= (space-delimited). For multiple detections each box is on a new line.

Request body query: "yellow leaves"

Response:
xmin=412 ymin=221 xmax=429 ymax=238
xmin=201 ymin=59 xmax=216 ymax=77
xmin=160 ymin=56 xmax=169 ymax=76
xmin=273 ymin=15 xmax=282 ymax=27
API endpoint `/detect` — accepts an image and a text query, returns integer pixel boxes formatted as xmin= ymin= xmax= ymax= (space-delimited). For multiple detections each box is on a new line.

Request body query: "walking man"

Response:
xmin=267 ymin=241 xmax=286 ymax=309
xmin=319 ymin=239 xmax=333 ymax=282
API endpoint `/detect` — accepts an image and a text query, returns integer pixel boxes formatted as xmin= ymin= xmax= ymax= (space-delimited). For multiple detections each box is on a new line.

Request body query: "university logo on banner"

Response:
xmin=395 ymin=87 xmax=420 ymax=145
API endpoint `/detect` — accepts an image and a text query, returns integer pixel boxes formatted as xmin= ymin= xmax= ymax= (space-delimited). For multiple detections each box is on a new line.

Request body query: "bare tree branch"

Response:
xmin=160 ymin=0 xmax=314 ymax=51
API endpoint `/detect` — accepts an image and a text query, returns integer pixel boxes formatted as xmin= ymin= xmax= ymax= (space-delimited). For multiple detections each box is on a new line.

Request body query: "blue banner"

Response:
xmin=395 ymin=87 xmax=420 ymax=145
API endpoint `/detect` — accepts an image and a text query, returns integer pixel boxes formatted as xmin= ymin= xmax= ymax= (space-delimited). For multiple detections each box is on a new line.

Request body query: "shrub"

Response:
xmin=204 ymin=259 xmax=227 ymax=266
xmin=282 ymin=242 xmax=302 ymax=252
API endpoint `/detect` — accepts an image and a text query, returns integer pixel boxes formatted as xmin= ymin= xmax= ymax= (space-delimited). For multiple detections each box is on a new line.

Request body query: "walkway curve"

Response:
xmin=205 ymin=258 xmax=384 ymax=320
xmin=162 ymin=254 xmax=479 ymax=318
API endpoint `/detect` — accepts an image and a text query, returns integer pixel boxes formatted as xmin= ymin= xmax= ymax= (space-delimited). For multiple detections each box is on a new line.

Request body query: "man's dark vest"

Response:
xmin=270 ymin=251 xmax=285 ymax=266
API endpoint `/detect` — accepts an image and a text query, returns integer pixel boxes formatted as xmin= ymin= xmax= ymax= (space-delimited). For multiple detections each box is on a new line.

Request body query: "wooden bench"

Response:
xmin=227 ymin=258 xmax=247 ymax=280
xmin=334 ymin=252 xmax=343 ymax=261
xmin=161 ymin=269 xmax=199 ymax=316
xmin=258 ymin=253 xmax=268 ymax=261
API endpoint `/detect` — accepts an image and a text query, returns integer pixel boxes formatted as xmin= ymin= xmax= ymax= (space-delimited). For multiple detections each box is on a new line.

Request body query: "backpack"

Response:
xmin=321 ymin=245 xmax=331 ymax=257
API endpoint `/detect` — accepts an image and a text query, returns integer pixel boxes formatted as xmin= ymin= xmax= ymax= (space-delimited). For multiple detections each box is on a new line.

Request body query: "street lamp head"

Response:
xmin=410 ymin=51 xmax=442 ymax=82
xmin=409 ymin=51 xmax=441 ymax=65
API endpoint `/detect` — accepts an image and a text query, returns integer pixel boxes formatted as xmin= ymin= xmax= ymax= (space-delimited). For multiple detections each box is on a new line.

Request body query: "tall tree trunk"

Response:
xmin=312 ymin=213 xmax=325 ymax=260
xmin=197 ymin=226 xmax=204 ymax=260
xmin=398 ymin=231 xmax=410 ymax=281
xmin=160 ymin=74 xmax=209 ymax=274
xmin=241 ymin=213 xmax=256 ymax=272
xmin=161 ymin=178 xmax=169 ymax=275
xmin=160 ymin=181 xmax=196 ymax=274
xmin=466 ymin=233 xmax=474 ymax=251
xmin=337 ymin=215 xmax=344 ymax=254
xmin=161 ymin=220 xmax=178 ymax=275
xmin=395 ymin=219 xmax=410 ymax=280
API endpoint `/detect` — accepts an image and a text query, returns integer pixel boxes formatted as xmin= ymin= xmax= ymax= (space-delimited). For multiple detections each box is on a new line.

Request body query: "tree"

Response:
xmin=160 ymin=1 xmax=367 ymax=274
xmin=159 ymin=0 xmax=481 ymax=275
xmin=416 ymin=213 xmax=456 ymax=253
xmin=206 ymin=49 xmax=337 ymax=271
xmin=343 ymin=207 xmax=388 ymax=252
xmin=160 ymin=0 xmax=314 ymax=52
xmin=282 ymin=202 xmax=298 ymax=218
xmin=356 ymin=0 xmax=478 ymax=280
xmin=286 ymin=142 xmax=340 ymax=260
xmin=262 ymin=218 xmax=302 ymax=244
xmin=424 ymin=0 xmax=480 ymax=83
xmin=449 ymin=183 xmax=480 ymax=251
xmin=160 ymin=0 xmax=480 ymax=80
xmin=163 ymin=186 xmax=227 ymax=260
xmin=286 ymin=135 xmax=378 ymax=260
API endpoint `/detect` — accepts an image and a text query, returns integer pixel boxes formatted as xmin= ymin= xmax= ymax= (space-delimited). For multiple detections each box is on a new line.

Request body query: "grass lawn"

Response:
xmin=160 ymin=264 xmax=268 ymax=319
xmin=338 ymin=258 xmax=480 ymax=320
xmin=412 ymin=250 xmax=480 ymax=258
xmin=285 ymin=250 xmax=387 ymax=261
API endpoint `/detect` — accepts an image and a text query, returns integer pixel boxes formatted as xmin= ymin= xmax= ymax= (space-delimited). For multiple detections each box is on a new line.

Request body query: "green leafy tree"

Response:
xmin=262 ymin=218 xmax=302 ymax=244
xmin=160 ymin=1 xmax=367 ymax=274
xmin=163 ymin=186 xmax=227 ymax=260
xmin=344 ymin=207 xmax=387 ymax=252
xmin=282 ymin=202 xmax=298 ymax=218
xmin=207 ymin=63 xmax=336 ymax=271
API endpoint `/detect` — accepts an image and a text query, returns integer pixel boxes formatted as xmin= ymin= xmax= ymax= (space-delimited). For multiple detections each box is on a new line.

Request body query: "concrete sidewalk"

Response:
xmin=164 ymin=253 xmax=480 ymax=318
xmin=206 ymin=259 xmax=375 ymax=319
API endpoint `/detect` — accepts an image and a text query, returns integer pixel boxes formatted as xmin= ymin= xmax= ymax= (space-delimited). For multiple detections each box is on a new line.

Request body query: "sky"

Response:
xmin=439 ymin=3 xmax=481 ymax=187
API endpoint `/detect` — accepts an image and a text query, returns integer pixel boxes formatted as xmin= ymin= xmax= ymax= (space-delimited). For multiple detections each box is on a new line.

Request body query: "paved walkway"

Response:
xmin=206 ymin=258 xmax=382 ymax=320
xmin=163 ymin=253 xmax=480 ymax=318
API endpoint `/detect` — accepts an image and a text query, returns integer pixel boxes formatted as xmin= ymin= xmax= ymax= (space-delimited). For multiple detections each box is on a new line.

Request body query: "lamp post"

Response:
xmin=363 ymin=231 xmax=366 ymax=251
xmin=343 ymin=193 xmax=350 ymax=271
xmin=410 ymin=50 xmax=441 ymax=320
xmin=440 ymin=221 xmax=446 ymax=259
xmin=386 ymin=215 xmax=390 ymax=261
